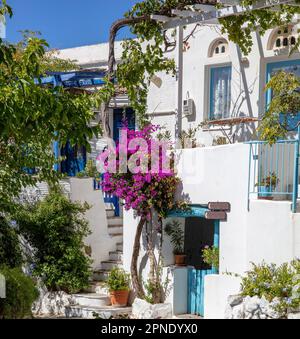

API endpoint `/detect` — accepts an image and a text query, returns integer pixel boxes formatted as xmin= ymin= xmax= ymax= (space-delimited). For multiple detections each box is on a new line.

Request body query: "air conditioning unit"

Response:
xmin=183 ymin=98 xmax=195 ymax=116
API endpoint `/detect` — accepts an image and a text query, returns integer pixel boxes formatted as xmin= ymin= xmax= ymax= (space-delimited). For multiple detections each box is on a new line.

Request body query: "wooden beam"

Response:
xmin=161 ymin=0 xmax=294 ymax=29
xmin=208 ymin=202 xmax=231 ymax=212
xmin=218 ymin=0 xmax=240 ymax=5
xmin=151 ymin=15 xmax=171 ymax=23
xmin=193 ymin=4 xmax=218 ymax=11
xmin=172 ymin=10 xmax=199 ymax=18
xmin=205 ymin=211 xmax=227 ymax=221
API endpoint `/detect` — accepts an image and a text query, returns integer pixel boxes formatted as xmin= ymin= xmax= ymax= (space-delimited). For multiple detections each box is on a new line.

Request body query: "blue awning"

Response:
xmin=167 ymin=205 xmax=209 ymax=218
xmin=37 ymin=71 xmax=106 ymax=88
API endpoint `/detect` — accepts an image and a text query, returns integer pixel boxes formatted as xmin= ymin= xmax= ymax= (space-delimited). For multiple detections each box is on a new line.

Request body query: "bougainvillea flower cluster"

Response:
xmin=100 ymin=124 xmax=179 ymax=220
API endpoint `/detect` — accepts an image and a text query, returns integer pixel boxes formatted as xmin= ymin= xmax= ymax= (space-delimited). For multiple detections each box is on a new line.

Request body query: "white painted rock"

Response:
xmin=232 ymin=304 xmax=245 ymax=319
xmin=288 ymin=312 xmax=300 ymax=319
xmin=132 ymin=298 xmax=172 ymax=319
xmin=32 ymin=286 xmax=75 ymax=316
xmin=228 ymin=295 xmax=243 ymax=307
xmin=152 ymin=303 xmax=173 ymax=319
xmin=132 ymin=299 xmax=154 ymax=319
xmin=244 ymin=296 xmax=260 ymax=314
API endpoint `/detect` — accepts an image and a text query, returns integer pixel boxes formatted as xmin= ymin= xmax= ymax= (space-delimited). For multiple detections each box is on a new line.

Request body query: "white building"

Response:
xmin=57 ymin=21 xmax=300 ymax=319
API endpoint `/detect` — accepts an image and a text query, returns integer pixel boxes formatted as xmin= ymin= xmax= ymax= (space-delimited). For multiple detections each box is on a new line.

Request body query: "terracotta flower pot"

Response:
xmin=110 ymin=290 xmax=130 ymax=307
xmin=175 ymin=254 xmax=187 ymax=267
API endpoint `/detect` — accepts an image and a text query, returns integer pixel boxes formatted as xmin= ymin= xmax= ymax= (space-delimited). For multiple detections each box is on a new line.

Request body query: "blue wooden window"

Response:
xmin=266 ymin=59 xmax=300 ymax=131
xmin=209 ymin=65 xmax=232 ymax=120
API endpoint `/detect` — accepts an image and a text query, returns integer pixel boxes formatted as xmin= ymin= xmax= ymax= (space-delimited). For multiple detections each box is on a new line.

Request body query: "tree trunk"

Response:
xmin=131 ymin=217 xmax=146 ymax=299
xmin=101 ymin=15 xmax=149 ymax=138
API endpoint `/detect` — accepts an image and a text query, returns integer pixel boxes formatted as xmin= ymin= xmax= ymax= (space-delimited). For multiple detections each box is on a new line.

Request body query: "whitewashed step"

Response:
xmin=85 ymin=282 xmax=108 ymax=294
xmin=73 ymin=293 xmax=111 ymax=308
xmin=116 ymin=243 xmax=123 ymax=251
xmin=106 ymin=209 xmax=115 ymax=218
xmin=110 ymin=234 xmax=123 ymax=241
xmin=107 ymin=217 xmax=123 ymax=226
xmin=109 ymin=251 xmax=123 ymax=261
xmin=65 ymin=305 xmax=132 ymax=319
xmin=101 ymin=261 xmax=122 ymax=271
xmin=93 ymin=269 xmax=110 ymax=282
xmin=108 ymin=225 xmax=123 ymax=235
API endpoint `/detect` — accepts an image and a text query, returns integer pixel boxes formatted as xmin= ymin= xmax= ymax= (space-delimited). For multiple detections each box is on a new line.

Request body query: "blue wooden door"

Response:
xmin=188 ymin=268 xmax=217 ymax=316
xmin=60 ymin=141 xmax=86 ymax=177
xmin=113 ymin=108 xmax=135 ymax=142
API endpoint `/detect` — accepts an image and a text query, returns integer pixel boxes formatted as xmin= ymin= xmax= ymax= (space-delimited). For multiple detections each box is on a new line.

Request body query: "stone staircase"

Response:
xmin=92 ymin=208 xmax=124 ymax=282
xmin=65 ymin=292 xmax=131 ymax=319
xmin=65 ymin=207 xmax=130 ymax=319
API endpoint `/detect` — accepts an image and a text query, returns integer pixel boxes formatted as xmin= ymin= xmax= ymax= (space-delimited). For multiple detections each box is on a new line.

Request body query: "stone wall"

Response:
xmin=225 ymin=295 xmax=300 ymax=319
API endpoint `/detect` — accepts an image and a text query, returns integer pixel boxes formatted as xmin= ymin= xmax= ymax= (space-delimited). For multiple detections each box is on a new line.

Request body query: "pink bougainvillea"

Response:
xmin=100 ymin=124 xmax=179 ymax=220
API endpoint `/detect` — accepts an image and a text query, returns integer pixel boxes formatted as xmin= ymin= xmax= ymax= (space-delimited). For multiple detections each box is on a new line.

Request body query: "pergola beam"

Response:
xmin=151 ymin=0 xmax=295 ymax=29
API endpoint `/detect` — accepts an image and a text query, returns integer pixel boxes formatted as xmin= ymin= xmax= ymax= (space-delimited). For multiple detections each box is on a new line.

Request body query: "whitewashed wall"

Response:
xmin=69 ymin=178 xmax=117 ymax=270
xmin=147 ymin=25 xmax=300 ymax=145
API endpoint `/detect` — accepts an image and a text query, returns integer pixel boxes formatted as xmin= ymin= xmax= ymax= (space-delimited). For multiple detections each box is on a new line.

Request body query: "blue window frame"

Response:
xmin=209 ymin=65 xmax=232 ymax=120
xmin=266 ymin=59 xmax=300 ymax=131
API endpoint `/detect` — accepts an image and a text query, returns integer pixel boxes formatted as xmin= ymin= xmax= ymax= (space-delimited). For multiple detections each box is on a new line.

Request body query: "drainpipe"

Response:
xmin=175 ymin=25 xmax=183 ymax=147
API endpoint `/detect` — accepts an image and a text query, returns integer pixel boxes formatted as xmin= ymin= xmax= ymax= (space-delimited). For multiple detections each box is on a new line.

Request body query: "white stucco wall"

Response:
xmin=69 ymin=178 xmax=117 ymax=270
xmin=175 ymin=143 xmax=250 ymax=274
xmin=57 ymin=41 xmax=124 ymax=68
xmin=204 ymin=274 xmax=241 ymax=319
xmin=246 ymin=199 xmax=298 ymax=267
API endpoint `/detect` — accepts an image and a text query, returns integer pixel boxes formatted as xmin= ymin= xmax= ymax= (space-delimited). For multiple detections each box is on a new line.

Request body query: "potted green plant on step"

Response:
xmin=164 ymin=221 xmax=186 ymax=266
xmin=106 ymin=268 xmax=131 ymax=307
xmin=256 ymin=172 xmax=279 ymax=200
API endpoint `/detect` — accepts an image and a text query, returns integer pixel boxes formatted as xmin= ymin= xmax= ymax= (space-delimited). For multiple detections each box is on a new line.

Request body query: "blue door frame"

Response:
xmin=187 ymin=220 xmax=220 ymax=317
xmin=167 ymin=207 xmax=220 ymax=317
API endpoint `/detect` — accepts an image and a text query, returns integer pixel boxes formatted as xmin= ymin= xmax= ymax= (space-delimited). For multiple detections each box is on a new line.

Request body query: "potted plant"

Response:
xmin=256 ymin=172 xmax=279 ymax=200
xmin=106 ymin=267 xmax=131 ymax=307
xmin=164 ymin=221 xmax=186 ymax=266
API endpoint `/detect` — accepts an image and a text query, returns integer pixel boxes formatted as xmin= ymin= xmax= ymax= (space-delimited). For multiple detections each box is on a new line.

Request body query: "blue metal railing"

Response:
xmin=247 ymin=127 xmax=300 ymax=213
xmin=93 ymin=177 xmax=120 ymax=217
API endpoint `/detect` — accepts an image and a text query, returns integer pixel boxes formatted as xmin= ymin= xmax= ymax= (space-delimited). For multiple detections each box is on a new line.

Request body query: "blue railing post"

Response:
xmin=247 ymin=144 xmax=253 ymax=211
xmin=292 ymin=124 xmax=300 ymax=213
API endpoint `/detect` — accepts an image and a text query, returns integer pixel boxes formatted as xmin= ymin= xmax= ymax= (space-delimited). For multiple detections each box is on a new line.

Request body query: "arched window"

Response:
xmin=267 ymin=26 xmax=298 ymax=51
xmin=276 ymin=38 xmax=281 ymax=48
xmin=208 ymin=38 xmax=229 ymax=58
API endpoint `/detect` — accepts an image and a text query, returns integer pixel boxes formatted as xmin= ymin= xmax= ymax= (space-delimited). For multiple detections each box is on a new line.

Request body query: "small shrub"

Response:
xmin=202 ymin=246 xmax=219 ymax=270
xmin=106 ymin=268 xmax=131 ymax=292
xmin=0 ymin=217 xmax=23 ymax=268
xmin=0 ymin=267 xmax=39 ymax=319
xmin=85 ymin=159 xmax=98 ymax=178
xmin=75 ymin=160 xmax=98 ymax=178
xmin=15 ymin=191 xmax=92 ymax=294
xmin=241 ymin=261 xmax=300 ymax=316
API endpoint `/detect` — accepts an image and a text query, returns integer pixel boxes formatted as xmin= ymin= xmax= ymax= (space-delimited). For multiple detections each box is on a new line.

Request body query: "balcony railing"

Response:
xmin=247 ymin=131 xmax=300 ymax=213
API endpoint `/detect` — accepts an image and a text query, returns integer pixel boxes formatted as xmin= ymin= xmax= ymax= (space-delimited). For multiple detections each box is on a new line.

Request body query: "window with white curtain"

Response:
xmin=209 ymin=66 xmax=232 ymax=120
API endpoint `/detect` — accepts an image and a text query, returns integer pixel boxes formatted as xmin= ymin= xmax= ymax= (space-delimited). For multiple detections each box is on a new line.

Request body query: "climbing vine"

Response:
xmin=101 ymin=0 xmax=300 ymax=134
xmin=98 ymin=0 xmax=300 ymax=302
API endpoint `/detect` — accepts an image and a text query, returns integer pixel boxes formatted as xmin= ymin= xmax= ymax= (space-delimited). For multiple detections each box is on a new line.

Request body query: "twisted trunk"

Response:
xmin=101 ymin=15 xmax=149 ymax=138
xmin=131 ymin=217 xmax=146 ymax=299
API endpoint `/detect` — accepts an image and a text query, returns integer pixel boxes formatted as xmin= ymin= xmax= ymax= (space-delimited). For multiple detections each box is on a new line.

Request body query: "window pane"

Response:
xmin=210 ymin=66 xmax=232 ymax=120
